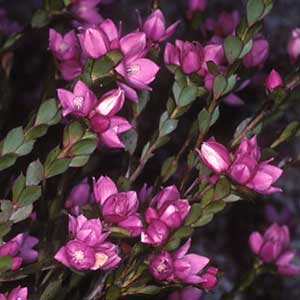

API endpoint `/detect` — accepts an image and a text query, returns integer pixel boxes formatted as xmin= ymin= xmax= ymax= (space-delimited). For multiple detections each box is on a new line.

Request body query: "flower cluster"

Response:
xmin=198 ymin=136 xmax=283 ymax=194
xmin=55 ymin=214 xmax=120 ymax=271
xmin=0 ymin=233 xmax=38 ymax=270
xmin=149 ymin=238 xmax=218 ymax=289
xmin=249 ymin=223 xmax=300 ymax=275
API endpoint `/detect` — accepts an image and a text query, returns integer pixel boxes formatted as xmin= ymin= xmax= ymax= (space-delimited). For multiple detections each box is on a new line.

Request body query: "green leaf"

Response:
xmin=106 ymin=285 xmax=121 ymax=300
xmin=207 ymin=61 xmax=220 ymax=76
xmin=69 ymin=155 xmax=90 ymax=167
xmin=45 ymin=158 xmax=70 ymax=178
xmin=10 ymin=204 xmax=33 ymax=223
xmin=31 ymin=9 xmax=50 ymax=28
xmin=0 ymin=154 xmax=17 ymax=171
xmin=26 ymin=160 xmax=44 ymax=186
xmin=159 ymin=119 xmax=178 ymax=137
xmin=247 ymin=0 xmax=265 ymax=26
xmin=109 ymin=227 xmax=131 ymax=238
xmin=192 ymin=213 xmax=214 ymax=227
xmin=2 ymin=127 xmax=24 ymax=154
xmin=176 ymin=85 xmax=198 ymax=107
xmin=223 ymin=75 xmax=237 ymax=95
xmin=0 ymin=201 xmax=13 ymax=223
xmin=224 ymin=36 xmax=243 ymax=64
xmin=12 ymin=174 xmax=26 ymax=202
xmin=0 ymin=222 xmax=12 ymax=239
xmin=70 ymin=139 xmax=97 ymax=156
xmin=136 ymin=90 xmax=150 ymax=114
xmin=173 ymin=226 xmax=193 ymax=239
xmin=214 ymin=177 xmax=231 ymax=200
xmin=223 ymin=194 xmax=241 ymax=202
xmin=161 ymin=156 xmax=177 ymax=183
xmin=25 ymin=124 xmax=48 ymax=140
xmin=35 ymin=99 xmax=59 ymax=125
xmin=185 ymin=203 xmax=203 ymax=225
xmin=239 ymin=39 xmax=253 ymax=58
xmin=117 ymin=176 xmax=131 ymax=192
xmin=18 ymin=186 xmax=42 ymax=206
xmin=15 ymin=140 xmax=35 ymax=156
xmin=0 ymin=256 xmax=12 ymax=272
xmin=44 ymin=146 xmax=61 ymax=168
xmin=271 ymin=121 xmax=300 ymax=148
xmin=40 ymin=275 xmax=63 ymax=300
xmin=205 ymin=200 xmax=226 ymax=215
xmin=198 ymin=108 xmax=210 ymax=132
xmin=213 ymin=74 xmax=227 ymax=99
xmin=122 ymin=128 xmax=138 ymax=155
xmin=210 ymin=106 xmax=220 ymax=127
xmin=63 ymin=121 xmax=85 ymax=147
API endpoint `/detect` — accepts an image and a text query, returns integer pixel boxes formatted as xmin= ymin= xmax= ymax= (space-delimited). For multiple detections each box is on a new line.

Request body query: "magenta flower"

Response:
xmin=168 ymin=287 xmax=202 ymax=300
xmin=187 ymin=0 xmax=207 ymax=19
xmin=57 ymin=80 xmax=96 ymax=117
xmin=93 ymin=176 xmax=142 ymax=236
xmin=202 ymin=41 xmax=224 ymax=72
xmin=65 ymin=178 xmax=90 ymax=215
xmin=91 ymin=115 xmax=131 ymax=148
xmin=99 ymin=19 xmax=120 ymax=50
xmin=59 ymin=59 xmax=83 ymax=81
xmin=243 ymin=36 xmax=269 ymax=68
xmin=201 ymin=267 xmax=219 ymax=289
xmin=196 ymin=137 xmax=231 ymax=174
xmin=115 ymin=32 xmax=160 ymax=97
xmin=249 ymin=223 xmax=300 ymax=275
xmin=149 ymin=250 xmax=174 ymax=280
xmin=142 ymin=9 xmax=180 ymax=43
xmin=55 ymin=214 xmax=121 ymax=271
xmin=49 ymin=29 xmax=80 ymax=61
xmin=0 ymin=286 xmax=28 ymax=300
xmin=287 ymin=28 xmax=300 ymax=63
xmin=147 ymin=185 xmax=190 ymax=229
xmin=71 ymin=0 xmax=102 ymax=25
xmin=141 ymin=219 xmax=170 ymax=247
xmin=164 ymin=40 xmax=204 ymax=74
xmin=78 ymin=27 xmax=109 ymax=59
xmin=265 ymin=69 xmax=283 ymax=91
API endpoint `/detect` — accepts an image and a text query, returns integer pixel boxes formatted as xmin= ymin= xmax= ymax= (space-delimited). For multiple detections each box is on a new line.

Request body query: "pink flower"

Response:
xmin=142 ymin=9 xmax=180 ymax=43
xmin=243 ymin=36 xmax=269 ymax=68
xmin=196 ymin=137 xmax=231 ymax=174
xmin=57 ymin=80 xmax=97 ymax=117
xmin=99 ymin=19 xmax=120 ymax=50
xmin=146 ymin=185 xmax=190 ymax=229
xmin=201 ymin=267 xmax=219 ymax=289
xmin=91 ymin=115 xmax=131 ymax=148
xmin=141 ymin=219 xmax=170 ymax=247
xmin=168 ymin=286 xmax=202 ymax=300
xmin=115 ymin=32 xmax=160 ymax=94
xmin=49 ymin=29 xmax=80 ymax=61
xmin=65 ymin=178 xmax=90 ymax=215
xmin=202 ymin=42 xmax=224 ymax=72
xmin=187 ymin=0 xmax=207 ymax=19
xmin=59 ymin=59 xmax=83 ymax=81
xmin=265 ymin=69 xmax=283 ymax=91
xmin=164 ymin=40 xmax=204 ymax=74
xmin=149 ymin=250 xmax=174 ymax=280
xmin=249 ymin=223 xmax=300 ymax=275
xmin=55 ymin=215 xmax=121 ymax=271
xmin=93 ymin=176 xmax=142 ymax=236
xmin=0 ymin=286 xmax=28 ymax=300
xmin=287 ymin=28 xmax=300 ymax=63
xmin=71 ymin=0 xmax=102 ymax=25
xmin=78 ymin=27 xmax=109 ymax=59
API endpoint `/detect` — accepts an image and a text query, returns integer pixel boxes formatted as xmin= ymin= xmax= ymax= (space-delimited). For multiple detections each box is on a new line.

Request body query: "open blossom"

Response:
xmin=65 ymin=178 xmax=90 ymax=215
xmin=198 ymin=136 xmax=283 ymax=194
xmin=249 ymin=223 xmax=300 ymax=275
xmin=243 ymin=36 xmax=269 ymax=68
xmin=57 ymin=80 xmax=96 ymax=117
xmin=287 ymin=28 xmax=300 ymax=63
xmin=93 ymin=176 xmax=142 ymax=236
xmin=142 ymin=9 xmax=180 ymax=43
xmin=141 ymin=219 xmax=170 ymax=247
xmin=55 ymin=214 xmax=121 ymax=271
xmin=164 ymin=40 xmax=204 ymax=74
xmin=149 ymin=238 xmax=217 ymax=287
xmin=71 ymin=0 xmax=102 ymax=25
xmin=265 ymin=69 xmax=283 ymax=91
xmin=0 ymin=286 xmax=28 ymax=300
xmin=115 ymin=32 xmax=160 ymax=101
xmin=169 ymin=286 xmax=202 ymax=300
xmin=0 ymin=233 xmax=38 ymax=270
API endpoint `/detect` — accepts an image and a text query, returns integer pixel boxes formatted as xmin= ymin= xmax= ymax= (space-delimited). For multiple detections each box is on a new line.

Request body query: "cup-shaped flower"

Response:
xmin=49 ymin=29 xmax=80 ymax=61
xmin=94 ymin=88 xmax=125 ymax=117
xmin=65 ymin=178 xmax=90 ymax=215
xmin=143 ymin=9 xmax=180 ymax=42
xmin=148 ymin=185 xmax=190 ymax=229
xmin=149 ymin=250 xmax=174 ymax=280
xmin=78 ymin=27 xmax=109 ymax=59
xmin=1 ymin=286 xmax=28 ymax=300
xmin=202 ymin=42 xmax=224 ymax=72
xmin=243 ymin=36 xmax=269 ymax=68
xmin=71 ymin=0 xmax=102 ymax=25
xmin=197 ymin=138 xmax=231 ymax=174
xmin=57 ymin=80 xmax=97 ymax=117
xmin=249 ymin=223 xmax=300 ymax=275
xmin=68 ymin=214 xmax=108 ymax=247
xmin=265 ymin=69 xmax=283 ymax=91
xmin=93 ymin=176 xmax=118 ymax=205
xmin=99 ymin=19 xmax=120 ymax=49
xmin=287 ymin=28 xmax=300 ymax=63
xmin=141 ymin=219 xmax=169 ymax=247
xmin=92 ymin=242 xmax=121 ymax=270
xmin=173 ymin=238 xmax=210 ymax=284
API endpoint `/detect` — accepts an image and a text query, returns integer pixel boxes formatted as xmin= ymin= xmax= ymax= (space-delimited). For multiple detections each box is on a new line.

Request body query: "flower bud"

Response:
xmin=197 ymin=138 xmax=231 ymax=174
xmin=265 ymin=69 xmax=283 ymax=91
xmin=287 ymin=28 xmax=300 ymax=63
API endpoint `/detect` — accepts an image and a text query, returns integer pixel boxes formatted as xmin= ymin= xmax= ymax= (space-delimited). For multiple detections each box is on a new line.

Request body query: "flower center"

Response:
xmin=157 ymin=261 xmax=167 ymax=273
xmin=126 ymin=64 xmax=140 ymax=74
xmin=73 ymin=96 xmax=84 ymax=110
xmin=94 ymin=253 xmax=108 ymax=268
xmin=74 ymin=250 xmax=85 ymax=263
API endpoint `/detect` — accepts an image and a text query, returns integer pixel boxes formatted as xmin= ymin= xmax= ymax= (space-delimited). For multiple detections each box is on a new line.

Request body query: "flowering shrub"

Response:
xmin=0 ymin=0 xmax=299 ymax=299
